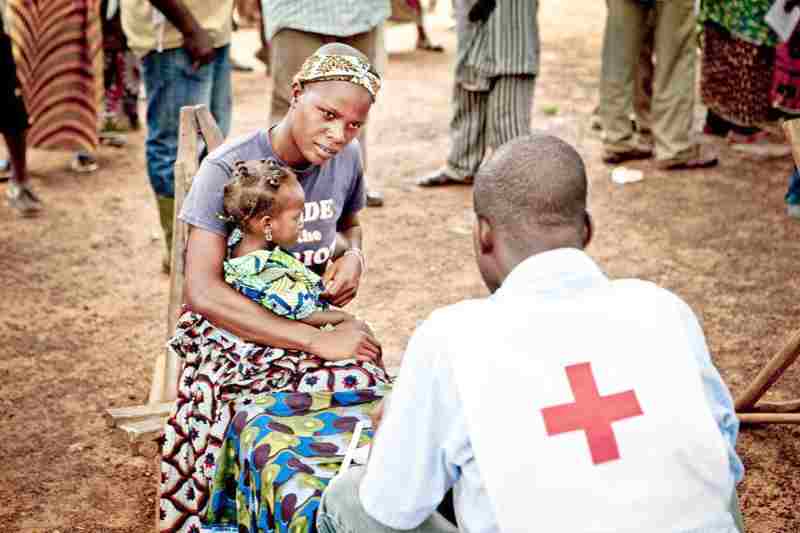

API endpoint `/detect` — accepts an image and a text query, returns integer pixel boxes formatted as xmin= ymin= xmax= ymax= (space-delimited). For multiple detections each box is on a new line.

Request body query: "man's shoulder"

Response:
xmin=419 ymin=298 xmax=490 ymax=344
xmin=611 ymin=278 xmax=690 ymax=310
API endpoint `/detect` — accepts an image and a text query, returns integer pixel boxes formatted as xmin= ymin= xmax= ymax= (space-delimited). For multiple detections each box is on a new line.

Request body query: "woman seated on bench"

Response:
xmin=159 ymin=43 xmax=389 ymax=533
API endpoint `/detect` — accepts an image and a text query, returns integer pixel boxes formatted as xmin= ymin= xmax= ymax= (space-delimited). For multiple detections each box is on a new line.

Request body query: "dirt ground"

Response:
xmin=1 ymin=3 xmax=799 ymax=532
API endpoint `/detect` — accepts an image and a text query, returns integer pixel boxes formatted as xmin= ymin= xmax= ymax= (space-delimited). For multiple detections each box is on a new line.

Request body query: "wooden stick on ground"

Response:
xmin=738 ymin=412 xmax=800 ymax=425
xmin=748 ymin=399 xmax=800 ymax=414
xmin=782 ymin=118 xmax=800 ymax=169
xmin=735 ymin=328 xmax=800 ymax=412
xmin=734 ymin=312 xmax=800 ymax=414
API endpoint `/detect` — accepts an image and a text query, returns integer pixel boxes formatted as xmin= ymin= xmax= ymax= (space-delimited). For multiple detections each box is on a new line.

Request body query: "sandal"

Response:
xmin=366 ymin=189 xmax=385 ymax=207
xmin=602 ymin=147 xmax=652 ymax=165
xmin=656 ymin=145 xmax=718 ymax=170
xmin=416 ymin=171 xmax=473 ymax=187
xmin=416 ymin=39 xmax=444 ymax=52
xmin=6 ymin=180 xmax=42 ymax=217
xmin=70 ymin=152 xmax=99 ymax=173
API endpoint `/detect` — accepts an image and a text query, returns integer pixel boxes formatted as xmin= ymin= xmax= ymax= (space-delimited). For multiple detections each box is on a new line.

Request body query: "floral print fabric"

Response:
xmin=204 ymin=387 xmax=388 ymax=532
xmin=224 ymin=231 xmax=328 ymax=320
xmin=699 ymin=0 xmax=778 ymax=47
xmin=159 ymin=312 xmax=390 ymax=533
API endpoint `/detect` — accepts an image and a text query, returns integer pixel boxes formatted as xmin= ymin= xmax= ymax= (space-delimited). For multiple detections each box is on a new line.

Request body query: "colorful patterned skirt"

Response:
xmin=6 ymin=0 xmax=103 ymax=153
xmin=159 ymin=312 xmax=390 ymax=533
xmin=700 ymin=22 xmax=775 ymax=128
xmin=205 ymin=388 xmax=386 ymax=533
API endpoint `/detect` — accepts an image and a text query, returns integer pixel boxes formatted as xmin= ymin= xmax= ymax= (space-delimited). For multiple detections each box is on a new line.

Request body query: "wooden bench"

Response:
xmin=106 ymin=104 xmax=224 ymax=453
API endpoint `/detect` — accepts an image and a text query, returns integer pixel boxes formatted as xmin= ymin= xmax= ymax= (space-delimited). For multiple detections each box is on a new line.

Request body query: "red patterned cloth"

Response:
xmin=771 ymin=39 xmax=800 ymax=115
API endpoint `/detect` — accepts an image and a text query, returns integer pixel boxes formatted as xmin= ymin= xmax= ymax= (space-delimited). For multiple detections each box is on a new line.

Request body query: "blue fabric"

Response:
xmin=142 ymin=45 xmax=232 ymax=198
xmin=787 ymin=167 xmax=800 ymax=205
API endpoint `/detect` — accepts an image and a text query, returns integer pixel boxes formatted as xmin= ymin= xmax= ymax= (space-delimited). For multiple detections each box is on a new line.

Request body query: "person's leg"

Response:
xmin=414 ymin=4 xmax=444 ymax=52
xmin=633 ymin=9 xmax=655 ymax=137
xmin=1 ymin=32 xmax=40 ymax=215
xmin=650 ymin=0 xmax=715 ymax=168
xmin=486 ymin=75 xmax=535 ymax=152
xmin=345 ymin=26 xmax=386 ymax=206
xmin=2 ymin=129 xmax=41 ymax=216
xmin=442 ymin=84 xmax=488 ymax=182
xmin=317 ymin=467 xmax=458 ymax=533
xmin=255 ymin=0 xmax=271 ymax=72
xmin=142 ymin=46 xmax=216 ymax=268
xmin=600 ymin=0 xmax=651 ymax=161
xmin=209 ymin=44 xmax=233 ymax=138
xmin=418 ymin=82 xmax=487 ymax=186
xmin=269 ymin=29 xmax=324 ymax=123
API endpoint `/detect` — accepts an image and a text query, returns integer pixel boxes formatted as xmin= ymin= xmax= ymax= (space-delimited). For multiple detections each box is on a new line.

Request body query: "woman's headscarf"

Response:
xmin=293 ymin=53 xmax=381 ymax=101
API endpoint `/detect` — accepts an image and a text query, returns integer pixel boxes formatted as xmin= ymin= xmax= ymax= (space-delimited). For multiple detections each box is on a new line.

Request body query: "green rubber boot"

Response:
xmin=156 ymin=195 xmax=175 ymax=273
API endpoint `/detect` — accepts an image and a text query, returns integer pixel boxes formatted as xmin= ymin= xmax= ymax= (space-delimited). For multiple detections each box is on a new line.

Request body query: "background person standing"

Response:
xmin=0 ymin=1 xmax=39 ymax=216
xmin=121 ymin=0 xmax=234 ymax=271
xmin=417 ymin=0 xmax=539 ymax=187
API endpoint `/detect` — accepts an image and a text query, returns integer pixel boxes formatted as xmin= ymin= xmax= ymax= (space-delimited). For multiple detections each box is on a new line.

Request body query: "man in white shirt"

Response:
xmin=317 ymin=134 xmax=744 ymax=533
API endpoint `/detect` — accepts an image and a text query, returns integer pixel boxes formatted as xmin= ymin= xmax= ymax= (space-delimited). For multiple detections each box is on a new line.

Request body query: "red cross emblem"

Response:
xmin=541 ymin=362 xmax=643 ymax=465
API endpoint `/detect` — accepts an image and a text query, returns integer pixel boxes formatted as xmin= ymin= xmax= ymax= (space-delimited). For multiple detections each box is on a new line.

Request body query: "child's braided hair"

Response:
xmin=221 ymin=158 xmax=292 ymax=227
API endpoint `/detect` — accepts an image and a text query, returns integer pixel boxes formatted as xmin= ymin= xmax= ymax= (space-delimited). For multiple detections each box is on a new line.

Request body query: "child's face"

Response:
xmin=268 ymin=182 xmax=305 ymax=247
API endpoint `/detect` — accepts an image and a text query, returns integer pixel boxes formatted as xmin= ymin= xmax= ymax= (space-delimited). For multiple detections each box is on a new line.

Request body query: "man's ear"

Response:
xmin=582 ymin=210 xmax=593 ymax=248
xmin=477 ymin=216 xmax=494 ymax=255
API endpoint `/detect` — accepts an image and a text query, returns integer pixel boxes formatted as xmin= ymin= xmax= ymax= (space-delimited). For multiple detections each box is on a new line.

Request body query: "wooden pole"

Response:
xmin=148 ymin=107 xmax=200 ymax=405
xmin=194 ymin=105 xmax=224 ymax=151
xmin=734 ymin=328 xmax=800 ymax=412
xmin=782 ymin=118 xmax=800 ymax=168
xmin=738 ymin=412 xmax=800 ymax=425
xmin=747 ymin=399 xmax=800 ymax=414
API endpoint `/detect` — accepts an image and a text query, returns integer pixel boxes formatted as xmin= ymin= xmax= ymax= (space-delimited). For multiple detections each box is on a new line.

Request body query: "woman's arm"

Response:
xmin=322 ymin=212 xmax=365 ymax=307
xmin=300 ymin=309 xmax=355 ymax=328
xmin=184 ymin=227 xmax=381 ymax=361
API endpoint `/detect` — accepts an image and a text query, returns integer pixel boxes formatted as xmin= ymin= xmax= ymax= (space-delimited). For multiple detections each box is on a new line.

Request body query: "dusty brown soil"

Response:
xmin=1 ymin=3 xmax=799 ymax=532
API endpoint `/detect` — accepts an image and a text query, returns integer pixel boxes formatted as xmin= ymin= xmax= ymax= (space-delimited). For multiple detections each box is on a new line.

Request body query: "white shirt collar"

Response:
xmin=493 ymin=247 xmax=607 ymax=300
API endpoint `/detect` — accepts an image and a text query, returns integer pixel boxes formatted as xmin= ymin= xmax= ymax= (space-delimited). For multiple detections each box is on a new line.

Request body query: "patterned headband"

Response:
xmin=293 ymin=54 xmax=381 ymax=100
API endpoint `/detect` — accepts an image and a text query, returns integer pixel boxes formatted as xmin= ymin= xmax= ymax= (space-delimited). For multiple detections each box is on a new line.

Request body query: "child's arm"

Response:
xmin=300 ymin=309 xmax=356 ymax=328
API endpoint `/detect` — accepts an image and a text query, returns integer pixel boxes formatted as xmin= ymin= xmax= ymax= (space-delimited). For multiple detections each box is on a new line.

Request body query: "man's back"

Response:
xmin=362 ymin=248 xmax=741 ymax=532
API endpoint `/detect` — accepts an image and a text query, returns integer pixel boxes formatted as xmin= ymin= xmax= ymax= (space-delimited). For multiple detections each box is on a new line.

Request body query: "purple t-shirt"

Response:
xmin=179 ymin=129 xmax=366 ymax=274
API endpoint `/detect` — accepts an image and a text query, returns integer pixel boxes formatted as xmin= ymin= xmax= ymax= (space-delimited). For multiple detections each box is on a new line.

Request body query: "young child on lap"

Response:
xmin=221 ymin=158 xmax=352 ymax=327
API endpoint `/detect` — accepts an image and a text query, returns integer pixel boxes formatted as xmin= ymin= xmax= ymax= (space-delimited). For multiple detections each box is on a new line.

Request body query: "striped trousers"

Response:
xmin=445 ymin=75 xmax=536 ymax=180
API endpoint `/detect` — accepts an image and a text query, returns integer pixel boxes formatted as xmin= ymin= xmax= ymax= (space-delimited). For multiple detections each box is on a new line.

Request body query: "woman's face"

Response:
xmin=289 ymin=81 xmax=373 ymax=165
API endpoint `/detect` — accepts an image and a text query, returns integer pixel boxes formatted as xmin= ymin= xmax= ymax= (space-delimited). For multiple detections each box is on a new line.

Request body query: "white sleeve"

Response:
xmin=674 ymin=296 xmax=744 ymax=484
xmin=359 ymin=318 xmax=460 ymax=529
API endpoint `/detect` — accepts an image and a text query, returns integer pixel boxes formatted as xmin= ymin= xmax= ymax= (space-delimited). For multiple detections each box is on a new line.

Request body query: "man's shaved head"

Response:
xmin=473 ymin=134 xmax=589 ymax=256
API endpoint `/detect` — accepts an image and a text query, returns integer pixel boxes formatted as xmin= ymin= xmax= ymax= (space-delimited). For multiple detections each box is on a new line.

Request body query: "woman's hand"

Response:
xmin=321 ymin=253 xmax=363 ymax=307
xmin=308 ymin=323 xmax=381 ymax=365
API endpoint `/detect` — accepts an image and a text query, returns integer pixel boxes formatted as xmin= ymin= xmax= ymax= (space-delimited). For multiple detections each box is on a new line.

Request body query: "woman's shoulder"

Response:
xmin=206 ymin=129 xmax=274 ymax=170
